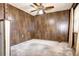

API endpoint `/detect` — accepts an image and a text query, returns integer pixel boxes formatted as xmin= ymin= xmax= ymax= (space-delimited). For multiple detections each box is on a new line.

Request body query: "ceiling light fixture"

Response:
xmin=39 ymin=9 xmax=44 ymax=15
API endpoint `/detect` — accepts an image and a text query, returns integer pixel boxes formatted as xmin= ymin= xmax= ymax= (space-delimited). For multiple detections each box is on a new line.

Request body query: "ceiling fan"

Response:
xmin=30 ymin=3 xmax=54 ymax=15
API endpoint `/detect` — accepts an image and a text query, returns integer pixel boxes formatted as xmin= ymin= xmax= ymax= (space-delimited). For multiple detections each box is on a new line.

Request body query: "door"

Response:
xmin=0 ymin=21 xmax=5 ymax=56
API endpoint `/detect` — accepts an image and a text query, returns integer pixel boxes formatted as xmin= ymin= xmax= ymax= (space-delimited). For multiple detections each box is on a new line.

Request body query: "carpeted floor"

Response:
xmin=11 ymin=39 xmax=73 ymax=56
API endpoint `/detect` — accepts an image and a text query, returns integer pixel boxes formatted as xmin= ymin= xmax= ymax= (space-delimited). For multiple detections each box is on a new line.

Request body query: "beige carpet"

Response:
xmin=11 ymin=39 xmax=73 ymax=56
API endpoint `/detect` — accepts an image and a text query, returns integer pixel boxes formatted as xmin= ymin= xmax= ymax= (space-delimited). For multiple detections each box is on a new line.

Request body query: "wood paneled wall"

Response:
xmin=31 ymin=10 xmax=69 ymax=42
xmin=6 ymin=4 xmax=70 ymax=45
xmin=0 ymin=3 xmax=4 ymax=20
xmin=6 ymin=4 xmax=34 ymax=46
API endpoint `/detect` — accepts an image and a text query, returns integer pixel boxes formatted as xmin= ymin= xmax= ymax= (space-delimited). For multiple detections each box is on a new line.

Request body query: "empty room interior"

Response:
xmin=0 ymin=3 xmax=79 ymax=56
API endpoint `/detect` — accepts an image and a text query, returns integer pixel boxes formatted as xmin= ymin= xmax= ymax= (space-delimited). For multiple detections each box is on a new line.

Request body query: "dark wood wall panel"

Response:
xmin=6 ymin=4 xmax=33 ymax=46
xmin=0 ymin=3 xmax=4 ymax=20
xmin=6 ymin=4 xmax=69 ymax=45
xmin=31 ymin=10 xmax=69 ymax=42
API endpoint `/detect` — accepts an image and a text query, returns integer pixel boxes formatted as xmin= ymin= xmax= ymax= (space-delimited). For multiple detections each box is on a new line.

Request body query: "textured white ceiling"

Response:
xmin=9 ymin=3 xmax=73 ymax=16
